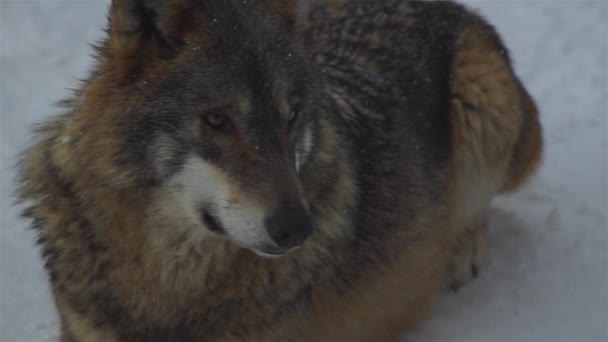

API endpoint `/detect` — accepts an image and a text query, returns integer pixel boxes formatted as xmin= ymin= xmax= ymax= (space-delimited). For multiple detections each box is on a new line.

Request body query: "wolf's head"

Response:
xmin=74 ymin=0 xmax=326 ymax=256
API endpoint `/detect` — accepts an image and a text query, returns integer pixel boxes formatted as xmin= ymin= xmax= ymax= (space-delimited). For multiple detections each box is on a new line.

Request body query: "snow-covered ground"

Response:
xmin=1 ymin=1 xmax=606 ymax=341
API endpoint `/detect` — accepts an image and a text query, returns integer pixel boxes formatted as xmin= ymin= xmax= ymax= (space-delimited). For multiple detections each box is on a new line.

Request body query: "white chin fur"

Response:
xmin=251 ymin=247 xmax=299 ymax=258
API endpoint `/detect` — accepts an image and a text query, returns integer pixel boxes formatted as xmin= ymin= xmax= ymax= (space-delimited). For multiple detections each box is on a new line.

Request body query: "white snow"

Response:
xmin=1 ymin=1 xmax=606 ymax=341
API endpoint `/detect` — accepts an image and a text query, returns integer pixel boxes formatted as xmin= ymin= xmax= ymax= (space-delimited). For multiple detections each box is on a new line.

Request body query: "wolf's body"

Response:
xmin=18 ymin=0 xmax=542 ymax=341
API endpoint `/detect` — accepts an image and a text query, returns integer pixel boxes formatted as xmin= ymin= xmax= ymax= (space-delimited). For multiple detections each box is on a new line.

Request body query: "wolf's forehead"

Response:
xmin=235 ymin=93 xmax=252 ymax=115
xmin=228 ymin=90 xmax=289 ymax=124
xmin=236 ymin=75 xmax=292 ymax=114
xmin=233 ymin=91 xmax=280 ymax=114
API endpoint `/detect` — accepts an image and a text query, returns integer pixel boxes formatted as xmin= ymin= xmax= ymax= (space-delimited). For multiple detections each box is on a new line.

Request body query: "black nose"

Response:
xmin=265 ymin=204 xmax=313 ymax=249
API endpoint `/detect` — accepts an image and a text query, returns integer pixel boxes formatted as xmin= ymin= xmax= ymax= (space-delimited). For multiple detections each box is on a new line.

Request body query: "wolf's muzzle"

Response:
xmin=264 ymin=204 xmax=313 ymax=250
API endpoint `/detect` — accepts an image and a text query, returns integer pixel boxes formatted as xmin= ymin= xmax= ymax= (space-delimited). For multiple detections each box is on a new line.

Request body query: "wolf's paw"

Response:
xmin=446 ymin=220 xmax=487 ymax=291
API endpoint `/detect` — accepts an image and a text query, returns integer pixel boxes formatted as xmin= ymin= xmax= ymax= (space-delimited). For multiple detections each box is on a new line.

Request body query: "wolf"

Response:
xmin=17 ymin=0 xmax=542 ymax=341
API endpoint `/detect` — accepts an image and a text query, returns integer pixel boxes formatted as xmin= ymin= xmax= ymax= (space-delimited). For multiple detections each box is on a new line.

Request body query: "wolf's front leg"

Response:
xmin=446 ymin=216 xmax=488 ymax=291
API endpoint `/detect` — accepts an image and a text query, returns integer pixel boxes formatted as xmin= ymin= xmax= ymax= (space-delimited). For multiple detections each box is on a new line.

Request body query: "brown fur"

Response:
xmin=18 ymin=1 xmax=542 ymax=341
xmin=447 ymin=11 xmax=543 ymax=286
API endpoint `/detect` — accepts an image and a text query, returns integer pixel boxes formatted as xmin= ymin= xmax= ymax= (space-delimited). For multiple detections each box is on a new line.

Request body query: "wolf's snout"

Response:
xmin=265 ymin=204 xmax=313 ymax=249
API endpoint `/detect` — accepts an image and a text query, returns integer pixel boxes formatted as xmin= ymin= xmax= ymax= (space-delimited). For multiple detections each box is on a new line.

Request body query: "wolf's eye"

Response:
xmin=204 ymin=112 xmax=232 ymax=132
xmin=287 ymin=109 xmax=298 ymax=130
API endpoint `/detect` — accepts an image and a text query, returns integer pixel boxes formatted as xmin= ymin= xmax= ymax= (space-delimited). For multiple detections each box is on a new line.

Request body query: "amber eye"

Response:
xmin=204 ymin=112 xmax=232 ymax=132
xmin=287 ymin=109 xmax=298 ymax=130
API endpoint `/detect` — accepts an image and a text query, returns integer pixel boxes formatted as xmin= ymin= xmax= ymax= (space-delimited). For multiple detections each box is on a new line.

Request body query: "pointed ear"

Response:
xmin=108 ymin=0 xmax=198 ymax=63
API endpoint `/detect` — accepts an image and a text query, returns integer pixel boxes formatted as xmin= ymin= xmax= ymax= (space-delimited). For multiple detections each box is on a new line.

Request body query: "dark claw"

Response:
xmin=450 ymin=281 xmax=463 ymax=292
xmin=471 ymin=264 xmax=479 ymax=278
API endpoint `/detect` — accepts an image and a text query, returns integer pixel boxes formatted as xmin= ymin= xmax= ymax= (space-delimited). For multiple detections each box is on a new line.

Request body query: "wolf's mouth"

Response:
xmin=256 ymin=248 xmax=291 ymax=257
xmin=199 ymin=209 xmax=297 ymax=257
xmin=201 ymin=210 xmax=226 ymax=235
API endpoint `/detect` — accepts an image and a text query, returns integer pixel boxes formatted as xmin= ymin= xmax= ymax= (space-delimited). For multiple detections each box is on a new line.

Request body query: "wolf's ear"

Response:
xmin=108 ymin=0 xmax=197 ymax=63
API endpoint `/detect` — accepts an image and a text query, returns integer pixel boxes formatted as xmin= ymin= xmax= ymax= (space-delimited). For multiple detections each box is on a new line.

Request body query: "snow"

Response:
xmin=1 ymin=1 xmax=606 ymax=341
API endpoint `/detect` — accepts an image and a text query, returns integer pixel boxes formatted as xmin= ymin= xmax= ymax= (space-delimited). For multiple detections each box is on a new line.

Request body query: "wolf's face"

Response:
xmin=100 ymin=0 xmax=324 ymax=256
xmin=154 ymin=62 xmax=321 ymax=256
